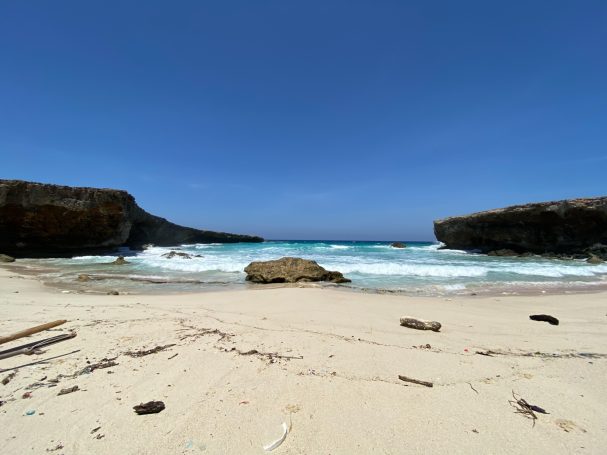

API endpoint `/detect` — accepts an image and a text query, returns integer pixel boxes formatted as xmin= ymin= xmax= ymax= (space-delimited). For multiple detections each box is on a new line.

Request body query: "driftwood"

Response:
xmin=0 ymin=320 xmax=67 ymax=345
xmin=133 ymin=401 xmax=165 ymax=415
xmin=400 ymin=317 xmax=441 ymax=332
xmin=398 ymin=375 xmax=434 ymax=387
xmin=0 ymin=332 xmax=77 ymax=360
xmin=0 ymin=350 xmax=81 ymax=374
xmin=529 ymin=314 xmax=559 ymax=325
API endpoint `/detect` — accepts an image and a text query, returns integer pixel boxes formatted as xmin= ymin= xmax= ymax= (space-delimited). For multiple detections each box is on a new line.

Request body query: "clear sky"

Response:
xmin=1 ymin=1 xmax=606 ymax=241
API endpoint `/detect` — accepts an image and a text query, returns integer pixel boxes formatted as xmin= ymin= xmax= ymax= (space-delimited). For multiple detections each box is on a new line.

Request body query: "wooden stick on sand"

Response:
xmin=0 ymin=320 xmax=67 ymax=345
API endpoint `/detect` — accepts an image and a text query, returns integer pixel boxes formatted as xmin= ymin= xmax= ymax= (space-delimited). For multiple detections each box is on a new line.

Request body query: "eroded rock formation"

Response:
xmin=0 ymin=180 xmax=263 ymax=257
xmin=434 ymin=197 xmax=607 ymax=258
xmin=244 ymin=257 xmax=351 ymax=284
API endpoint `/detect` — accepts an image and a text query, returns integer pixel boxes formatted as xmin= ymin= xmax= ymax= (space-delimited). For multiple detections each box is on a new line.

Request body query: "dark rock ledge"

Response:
xmin=0 ymin=179 xmax=263 ymax=258
xmin=434 ymin=197 xmax=607 ymax=260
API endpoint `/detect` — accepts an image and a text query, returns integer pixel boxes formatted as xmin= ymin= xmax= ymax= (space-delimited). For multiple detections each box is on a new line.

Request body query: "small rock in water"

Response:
xmin=390 ymin=242 xmax=406 ymax=248
xmin=0 ymin=254 xmax=16 ymax=262
xmin=587 ymin=254 xmax=604 ymax=264
xmin=107 ymin=290 xmax=119 ymax=295
xmin=111 ymin=256 xmax=129 ymax=265
xmin=162 ymin=250 xmax=193 ymax=259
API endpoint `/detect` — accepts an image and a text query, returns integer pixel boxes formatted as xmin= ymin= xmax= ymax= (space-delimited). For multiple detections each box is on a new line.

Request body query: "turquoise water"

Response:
xmin=24 ymin=240 xmax=607 ymax=295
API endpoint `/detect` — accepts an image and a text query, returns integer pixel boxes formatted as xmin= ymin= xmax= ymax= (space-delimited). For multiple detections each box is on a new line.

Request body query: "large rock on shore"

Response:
xmin=0 ymin=180 xmax=263 ymax=258
xmin=244 ymin=257 xmax=351 ymax=284
xmin=434 ymin=197 xmax=607 ymax=257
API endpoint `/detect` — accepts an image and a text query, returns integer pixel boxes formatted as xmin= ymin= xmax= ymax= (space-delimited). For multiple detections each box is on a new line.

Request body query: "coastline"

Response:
xmin=1 ymin=266 xmax=606 ymax=454
xmin=5 ymin=259 xmax=607 ymax=299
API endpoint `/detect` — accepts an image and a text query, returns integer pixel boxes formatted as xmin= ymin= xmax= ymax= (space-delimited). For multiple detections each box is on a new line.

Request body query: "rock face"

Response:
xmin=244 ymin=257 xmax=351 ymax=284
xmin=0 ymin=180 xmax=263 ymax=257
xmin=0 ymin=254 xmax=15 ymax=262
xmin=434 ymin=197 xmax=607 ymax=258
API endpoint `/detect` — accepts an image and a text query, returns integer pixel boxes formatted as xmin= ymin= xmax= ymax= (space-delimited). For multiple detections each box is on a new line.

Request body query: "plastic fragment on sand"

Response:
xmin=263 ymin=422 xmax=289 ymax=452
xmin=25 ymin=410 xmax=36 ymax=415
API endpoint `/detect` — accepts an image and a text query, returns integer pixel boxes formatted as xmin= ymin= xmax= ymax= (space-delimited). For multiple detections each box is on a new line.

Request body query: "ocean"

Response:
xmin=18 ymin=240 xmax=607 ymax=296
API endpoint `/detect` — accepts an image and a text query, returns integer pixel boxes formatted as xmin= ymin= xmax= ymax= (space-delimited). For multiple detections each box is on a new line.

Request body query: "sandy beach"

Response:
xmin=1 ymin=267 xmax=605 ymax=454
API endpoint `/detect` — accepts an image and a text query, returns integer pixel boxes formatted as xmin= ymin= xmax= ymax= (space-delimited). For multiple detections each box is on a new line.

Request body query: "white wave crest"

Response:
xmin=327 ymin=262 xmax=488 ymax=277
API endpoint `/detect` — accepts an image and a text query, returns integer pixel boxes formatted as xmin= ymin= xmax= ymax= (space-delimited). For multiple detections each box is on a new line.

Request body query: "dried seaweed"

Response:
xmin=125 ymin=344 xmax=176 ymax=358
xmin=508 ymin=391 xmax=549 ymax=426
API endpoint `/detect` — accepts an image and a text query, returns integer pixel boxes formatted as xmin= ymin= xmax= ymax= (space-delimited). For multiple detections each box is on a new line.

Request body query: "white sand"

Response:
xmin=1 ymin=267 xmax=606 ymax=454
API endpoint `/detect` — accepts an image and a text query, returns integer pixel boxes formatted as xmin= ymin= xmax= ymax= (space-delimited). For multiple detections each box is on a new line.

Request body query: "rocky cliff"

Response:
xmin=0 ymin=180 xmax=263 ymax=257
xmin=434 ymin=197 xmax=607 ymax=258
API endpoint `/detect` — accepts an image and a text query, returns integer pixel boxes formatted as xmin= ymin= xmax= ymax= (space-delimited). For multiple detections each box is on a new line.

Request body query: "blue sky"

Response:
xmin=1 ymin=1 xmax=606 ymax=240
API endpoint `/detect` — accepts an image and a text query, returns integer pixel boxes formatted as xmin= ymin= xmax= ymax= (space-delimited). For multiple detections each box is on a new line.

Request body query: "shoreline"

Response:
xmin=4 ymin=261 xmax=607 ymax=300
xmin=1 ymin=266 xmax=606 ymax=453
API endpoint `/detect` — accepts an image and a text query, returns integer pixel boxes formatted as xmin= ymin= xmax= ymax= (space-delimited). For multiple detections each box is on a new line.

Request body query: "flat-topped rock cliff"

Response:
xmin=0 ymin=180 xmax=263 ymax=257
xmin=434 ymin=197 xmax=607 ymax=258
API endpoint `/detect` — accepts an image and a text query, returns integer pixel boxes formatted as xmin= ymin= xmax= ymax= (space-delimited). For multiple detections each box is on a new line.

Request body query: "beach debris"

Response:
xmin=475 ymin=350 xmax=496 ymax=357
xmin=263 ymin=422 xmax=289 ymax=452
xmin=133 ymin=400 xmax=165 ymax=415
xmin=178 ymin=326 xmax=233 ymax=342
xmin=22 ymin=392 xmax=33 ymax=399
xmin=80 ymin=358 xmax=118 ymax=374
xmin=2 ymin=372 xmax=16 ymax=385
xmin=25 ymin=409 xmax=36 ymax=416
xmin=0 ymin=349 xmax=81 ymax=374
xmin=398 ymin=375 xmax=434 ymax=388
xmin=91 ymin=426 xmax=101 ymax=434
xmin=0 ymin=332 xmax=77 ymax=360
xmin=529 ymin=314 xmax=559 ymax=325
xmin=0 ymin=320 xmax=67 ymax=345
xmin=57 ymin=385 xmax=79 ymax=396
xmin=509 ymin=391 xmax=549 ymax=426
xmin=413 ymin=344 xmax=432 ymax=349
xmin=77 ymin=274 xmax=91 ymax=282
xmin=400 ymin=317 xmax=441 ymax=332
xmin=168 ymin=353 xmax=179 ymax=360
xmin=47 ymin=443 xmax=64 ymax=452
xmin=26 ymin=379 xmax=58 ymax=390
xmin=467 ymin=382 xmax=479 ymax=394
xmin=107 ymin=290 xmax=120 ymax=295
xmin=125 ymin=344 xmax=176 ymax=358
xmin=229 ymin=347 xmax=303 ymax=363
xmin=95 ymin=433 xmax=105 ymax=440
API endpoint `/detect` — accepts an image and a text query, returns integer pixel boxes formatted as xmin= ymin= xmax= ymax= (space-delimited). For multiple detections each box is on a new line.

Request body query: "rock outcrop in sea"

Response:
xmin=434 ymin=197 xmax=607 ymax=259
xmin=0 ymin=179 xmax=263 ymax=257
xmin=244 ymin=257 xmax=351 ymax=284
